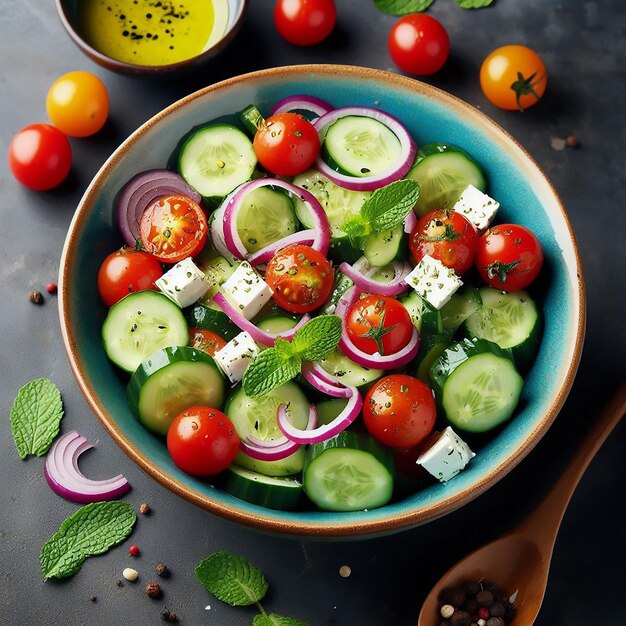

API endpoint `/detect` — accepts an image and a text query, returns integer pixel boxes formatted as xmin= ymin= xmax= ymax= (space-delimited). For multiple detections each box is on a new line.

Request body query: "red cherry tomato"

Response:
xmin=475 ymin=223 xmax=544 ymax=292
xmin=8 ymin=123 xmax=72 ymax=191
xmin=167 ymin=406 xmax=240 ymax=477
xmin=363 ymin=375 xmax=436 ymax=448
xmin=253 ymin=113 xmax=320 ymax=177
xmin=346 ymin=295 xmax=413 ymax=356
xmin=265 ymin=244 xmax=334 ymax=313
xmin=388 ymin=14 xmax=450 ymax=76
xmin=189 ymin=328 xmax=227 ymax=357
xmin=274 ymin=0 xmax=336 ymax=46
xmin=410 ymin=209 xmax=478 ymax=275
xmin=97 ymin=248 xmax=164 ymax=307
xmin=139 ymin=194 xmax=208 ymax=264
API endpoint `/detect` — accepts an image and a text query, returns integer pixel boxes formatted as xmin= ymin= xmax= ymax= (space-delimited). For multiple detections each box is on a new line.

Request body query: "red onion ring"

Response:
xmin=44 ymin=431 xmax=131 ymax=503
xmin=339 ymin=258 xmax=411 ymax=297
xmin=314 ymin=107 xmax=417 ymax=191
xmin=404 ymin=209 xmax=418 ymax=234
xmin=301 ymin=362 xmax=352 ymax=398
xmin=270 ymin=95 xmax=333 ymax=119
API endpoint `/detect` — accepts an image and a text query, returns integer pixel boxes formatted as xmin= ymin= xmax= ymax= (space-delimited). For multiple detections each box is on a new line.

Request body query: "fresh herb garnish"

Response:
xmin=40 ymin=501 xmax=137 ymax=580
xmin=196 ymin=551 xmax=308 ymax=626
xmin=454 ymin=0 xmax=495 ymax=8
xmin=10 ymin=378 xmax=64 ymax=459
xmin=243 ymin=316 xmax=342 ymax=397
xmin=374 ymin=0 xmax=494 ymax=13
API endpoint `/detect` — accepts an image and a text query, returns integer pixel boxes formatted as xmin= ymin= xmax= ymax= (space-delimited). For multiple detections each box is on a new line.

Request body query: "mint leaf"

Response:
xmin=254 ymin=614 xmax=310 ymax=626
xmin=455 ymin=0 xmax=494 ymax=7
xmin=374 ymin=0 xmax=435 ymax=15
xmin=10 ymin=378 xmax=64 ymax=459
xmin=40 ymin=501 xmax=136 ymax=580
xmin=292 ymin=315 xmax=342 ymax=361
xmin=341 ymin=215 xmax=370 ymax=245
xmin=242 ymin=348 xmax=301 ymax=398
xmin=274 ymin=336 xmax=298 ymax=359
xmin=362 ymin=179 xmax=420 ymax=233
xmin=195 ymin=551 xmax=268 ymax=606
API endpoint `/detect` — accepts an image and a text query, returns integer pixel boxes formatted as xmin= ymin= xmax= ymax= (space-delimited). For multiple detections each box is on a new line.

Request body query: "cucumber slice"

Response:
xmin=102 ymin=291 xmax=189 ymax=374
xmin=303 ymin=431 xmax=394 ymax=512
xmin=441 ymin=286 xmax=482 ymax=336
xmin=187 ymin=302 xmax=240 ymax=340
xmin=236 ymin=186 xmax=298 ymax=253
xmin=257 ymin=314 xmax=299 ymax=336
xmin=415 ymin=334 xmax=450 ymax=383
xmin=323 ymin=116 xmax=402 ymax=177
xmin=464 ymin=288 xmax=541 ymax=368
xmin=318 ymin=349 xmax=383 ymax=388
xmin=127 ymin=346 xmax=225 ymax=436
xmin=399 ymin=292 xmax=443 ymax=335
xmin=406 ymin=145 xmax=486 ymax=216
xmin=238 ymin=104 xmax=264 ymax=136
xmin=316 ymin=398 xmax=349 ymax=426
xmin=362 ymin=224 xmax=406 ymax=267
xmin=323 ymin=272 xmax=354 ymax=314
xmin=224 ymin=465 xmax=302 ymax=510
xmin=195 ymin=254 xmax=237 ymax=304
xmin=177 ymin=124 xmax=257 ymax=200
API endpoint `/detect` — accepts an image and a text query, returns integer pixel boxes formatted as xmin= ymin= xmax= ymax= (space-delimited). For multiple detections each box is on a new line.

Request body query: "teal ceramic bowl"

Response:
xmin=59 ymin=65 xmax=585 ymax=538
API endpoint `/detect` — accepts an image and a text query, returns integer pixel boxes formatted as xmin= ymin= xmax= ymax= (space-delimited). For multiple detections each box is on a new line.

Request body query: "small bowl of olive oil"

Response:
xmin=55 ymin=0 xmax=247 ymax=75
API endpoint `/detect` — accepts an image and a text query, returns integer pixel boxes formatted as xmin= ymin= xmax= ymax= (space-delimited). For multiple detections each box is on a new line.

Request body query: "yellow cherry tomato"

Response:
xmin=46 ymin=71 xmax=109 ymax=137
xmin=480 ymin=45 xmax=547 ymax=111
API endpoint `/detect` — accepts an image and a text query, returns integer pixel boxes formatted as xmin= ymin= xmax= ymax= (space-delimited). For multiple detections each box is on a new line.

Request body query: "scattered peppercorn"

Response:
xmin=441 ymin=604 xmax=455 ymax=618
xmin=145 ymin=581 xmax=162 ymax=598
xmin=437 ymin=580 xmax=515 ymax=626
xmin=46 ymin=282 xmax=58 ymax=295
xmin=486 ymin=619 xmax=505 ymax=626
xmin=122 ymin=567 xmax=138 ymax=581
xmin=129 ymin=544 xmax=140 ymax=557
xmin=476 ymin=590 xmax=494 ymax=608
xmin=339 ymin=565 xmax=351 ymax=578
xmin=160 ymin=607 xmax=178 ymax=621
xmin=478 ymin=607 xmax=490 ymax=620
xmin=566 ymin=134 xmax=580 ymax=148
xmin=167 ymin=612 xmax=178 ymax=623
xmin=88 ymin=595 xmax=97 ymax=602
xmin=155 ymin=562 xmax=169 ymax=578
xmin=139 ymin=502 xmax=151 ymax=514
xmin=115 ymin=579 xmax=124 ymax=587
xmin=29 ymin=290 xmax=43 ymax=304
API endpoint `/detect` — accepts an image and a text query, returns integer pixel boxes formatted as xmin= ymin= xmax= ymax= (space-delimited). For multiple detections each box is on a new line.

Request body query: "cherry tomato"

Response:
xmin=8 ymin=124 xmax=71 ymax=191
xmin=388 ymin=14 xmax=450 ymax=76
xmin=265 ymin=244 xmax=334 ymax=313
xmin=346 ymin=295 xmax=413 ymax=356
xmin=167 ymin=406 xmax=240 ymax=477
xmin=363 ymin=375 xmax=436 ymax=448
xmin=46 ymin=71 xmax=109 ymax=138
xmin=274 ymin=0 xmax=336 ymax=46
xmin=189 ymin=328 xmax=227 ymax=356
xmin=480 ymin=45 xmax=547 ymax=111
xmin=140 ymin=194 xmax=208 ymax=264
xmin=475 ymin=223 xmax=544 ymax=292
xmin=410 ymin=209 xmax=478 ymax=275
xmin=97 ymin=248 xmax=164 ymax=307
xmin=253 ymin=113 xmax=320 ymax=177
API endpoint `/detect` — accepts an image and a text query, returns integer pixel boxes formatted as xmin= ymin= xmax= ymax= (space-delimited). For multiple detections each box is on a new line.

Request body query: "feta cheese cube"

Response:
xmin=220 ymin=261 xmax=273 ymax=320
xmin=404 ymin=254 xmax=463 ymax=309
xmin=417 ymin=427 xmax=475 ymax=483
xmin=453 ymin=184 xmax=500 ymax=234
xmin=155 ymin=257 xmax=208 ymax=308
xmin=213 ymin=331 xmax=260 ymax=384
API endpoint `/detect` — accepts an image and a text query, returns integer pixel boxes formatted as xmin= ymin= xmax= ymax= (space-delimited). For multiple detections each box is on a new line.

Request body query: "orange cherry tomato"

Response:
xmin=189 ymin=328 xmax=227 ymax=356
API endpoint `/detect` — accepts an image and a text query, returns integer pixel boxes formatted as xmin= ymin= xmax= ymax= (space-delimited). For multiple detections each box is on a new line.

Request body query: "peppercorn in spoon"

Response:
xmin=418 ymin=382 xmax=626 ymax=626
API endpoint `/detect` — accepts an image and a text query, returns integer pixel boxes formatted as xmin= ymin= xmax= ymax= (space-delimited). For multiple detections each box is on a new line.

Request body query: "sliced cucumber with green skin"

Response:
xmin=362 ymin=224 xmax=406 ymax=267
xmin=195 ymin=254 xmax=237 ymax=304
xmin=177 ymin=124 xmax=257 ymax=200
xmin=316 ymin=398 xmax=349 ymax=426
xmin=102 ymin=291 xmax=189 ymax=374
xmin=257 ymin=313 xmax=299 ymax=336
xmin=238 ymin=104 xmax=264 ymax=136
xmin=187 ymin=302 xmax=239 ymax=341
xmin=224 ymin=465 xmax=302 ymax=511
xmin=225 ymin=382 xmax=310 ymax=477
xmin=318 ymin=349 xmax=383 ymax=388
xmin=323 ymin=272 xmax=353 ymax=314
xmin=464 ymin=288 xmax=541 ymax=369
xmin=415 ymin=334 xmax=450 ymax=384
xmin=406 ymin=143 xmax=486 ymax=216
xmin=322 ymin=116 xmax=402 ymax=178
xmin=399 ymin=291 xmax=443 ymax=335
xmin=236 ymin=186 xmax=298 ymax=253
xmin=303 ymin=431 xmax=394 ymax=512
xmin=127 ymin=346 xmax=225 ymax=436
xmin=430 ymin=338 xmax=523 ymax=433
xmin=441 ymin=286 xmax=482 ymax=336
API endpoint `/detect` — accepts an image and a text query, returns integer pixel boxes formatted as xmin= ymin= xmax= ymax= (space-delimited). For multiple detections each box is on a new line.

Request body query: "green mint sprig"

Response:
xmin=10 ymin=378 xmax=64 ymax=459
xmin=454 ymin=0 xmax=495 ymax=8
xmin=374 ymin=0 xmax=494 ymax=14
xmin=341 ymin=179 xmax=420 ymax=249
xmin=243 ymin=315 xmax=342 ymax=398
xmin=40 ymin=501 xmax=137 ymax=580
xmin=196 ymin=551 xmax=308 ymax=626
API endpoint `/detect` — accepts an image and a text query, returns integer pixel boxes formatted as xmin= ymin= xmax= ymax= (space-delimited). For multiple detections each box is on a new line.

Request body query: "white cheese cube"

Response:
xmin=155 ymin=257 xmax=208 ymax=308
xmin=417 ymin=427 xmax=475 ymax=483
xmin=453 ymin=184 xmax=500 ymax=234
xmin=220 ymin=261 xmax=273 ymax=320
xmin=213 ymin=331 xmax=260 ymax=384
xmin=404 ymin=255 xmax=463 ymax=310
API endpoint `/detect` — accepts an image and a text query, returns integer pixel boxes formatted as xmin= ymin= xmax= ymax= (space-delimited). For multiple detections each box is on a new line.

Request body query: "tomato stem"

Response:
xmin=486 ymin=259 xmax=521 ymax=284
xmin=358 ymin=308 xmax=397 ymax=356
xmin=510 ymin=71 xmax=544 ymax=111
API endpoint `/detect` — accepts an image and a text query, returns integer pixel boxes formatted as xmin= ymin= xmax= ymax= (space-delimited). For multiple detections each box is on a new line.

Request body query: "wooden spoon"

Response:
xmin=418 ymin=382 xmax=626 ymax=626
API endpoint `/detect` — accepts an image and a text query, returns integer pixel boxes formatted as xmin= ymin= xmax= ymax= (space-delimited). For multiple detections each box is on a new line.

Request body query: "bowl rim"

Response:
xmin=59 ymin=64 xmax=586 ymax=538
xmin=54 ymin=0 xmax=248 ymax=74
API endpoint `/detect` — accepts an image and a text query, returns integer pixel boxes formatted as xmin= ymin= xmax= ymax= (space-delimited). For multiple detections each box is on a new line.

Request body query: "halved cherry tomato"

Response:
xmin=274 ymin=0 xmax=336 ymax=46
xmin=189 ymin=328 xmax=227 ymax=356
xmin=265 ymin=244 xmax=334 ymax=313
xmin=346 ymin=295 xmax=413 ymax=356
xmin=480 ymin=45 xmax=547 ymax=111
xmin=167 ymin=406 xmax=240 ymax=477
xmin=475 ymin=223 xmax=544 ymax=292
xmin=140 ymin=194 xmax=208 ymax=264
xmin=363 ymin=375 xmax=436 ymax=448
xmin=253 ymin=113 xmax=320 ymax=177
xmin=410 ymin=209 xmax=478 ymax=275
xmin=97 ymin=248 xmax=163 ymax=307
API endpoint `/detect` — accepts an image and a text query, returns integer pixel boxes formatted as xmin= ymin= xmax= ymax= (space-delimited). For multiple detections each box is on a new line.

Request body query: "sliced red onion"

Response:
xmin=301 ymin=362 xmax=352 ymax=399
xmin=44 ymin=431 xmax=131 ymax=503
xmin=248 ymin=229 xmax=318 ymax=266
xmin=270 ymin=95 xmax=333 ymax=120
xmin=339 ymin=257 xmax=411 ymax=296
xmin=314 ymin=107 xmax=417 ymax=191
xmin=213 ymin=291 xmax=310 ymax=346
xmin=117 ymin=170 xmax=201 ymax=247
xmin=404 ymin=209 xmax=418 ymax=234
